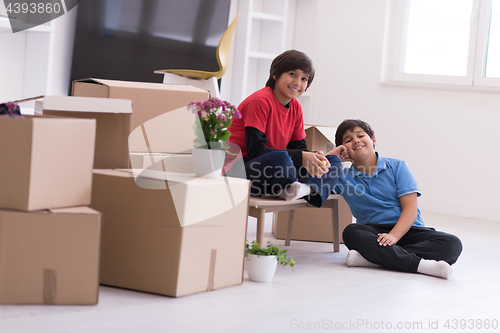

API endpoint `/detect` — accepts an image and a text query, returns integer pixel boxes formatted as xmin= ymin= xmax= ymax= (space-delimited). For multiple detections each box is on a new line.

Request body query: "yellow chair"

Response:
xmin=154 ymin=13 xmax=241 ymax=98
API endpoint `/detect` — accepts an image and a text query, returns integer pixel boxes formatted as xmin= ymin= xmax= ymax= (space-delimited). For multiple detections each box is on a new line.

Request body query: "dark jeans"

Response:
xmin=243 ymin=151 xmax=342 ymax=207
xmin=342 ymin=223 xmax=463 ymax=272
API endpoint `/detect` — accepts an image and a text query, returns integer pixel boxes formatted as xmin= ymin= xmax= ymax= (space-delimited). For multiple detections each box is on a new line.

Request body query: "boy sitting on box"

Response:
xmin=329 ymin=119 xmax=462 ymax=279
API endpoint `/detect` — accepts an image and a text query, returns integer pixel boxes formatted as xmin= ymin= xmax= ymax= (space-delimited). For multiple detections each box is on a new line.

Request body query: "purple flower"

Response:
xmin=188 ymin=98 xmax=242 ymax=143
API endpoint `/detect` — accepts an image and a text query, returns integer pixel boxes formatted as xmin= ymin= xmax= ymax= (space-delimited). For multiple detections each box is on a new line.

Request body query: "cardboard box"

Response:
xmin=272 ymin=198 xmax=353 ymax=243
xmin=129 ymin=152 xmax=193 ymax=173
xmin=305 ymin=125 xmax=337 ymax=153
xmin=36 ymin=95 xmax=133 ymax=169
xmin=273 ymin=124 xmax=353 ymax=243
xmin=90 ymin=169 xmax=250 ymax=297
xmin=0 ymin=114 xmax=96 ymax=211
xmin=72 ymin=78 xmax=209 ymax=153
xmin=0 ymin=207 xmax=101 ymax=305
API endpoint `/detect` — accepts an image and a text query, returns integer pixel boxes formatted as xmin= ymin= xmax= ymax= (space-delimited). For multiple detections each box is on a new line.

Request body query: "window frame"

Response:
xmin=473 ymin=0 xmax=500 ymax=86
xmin=383 ymin=0 xmax=500 ymax=89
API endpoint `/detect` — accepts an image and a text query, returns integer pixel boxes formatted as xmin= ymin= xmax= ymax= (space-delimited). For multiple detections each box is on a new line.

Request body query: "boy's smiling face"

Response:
xmin=342 ymin=126 xmax=377 ymax=162
xmin=272 ymin=69 xmax=309 ymax=106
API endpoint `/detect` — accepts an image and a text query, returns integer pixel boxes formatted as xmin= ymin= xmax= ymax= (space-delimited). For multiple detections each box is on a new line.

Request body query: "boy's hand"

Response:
xmin=377 ymin=233 xmax=399 ymax=246
xmin=302 ymin=151 xmax=330 ymax=178
xmin=326 ymin=145 xmax=352 ymax=162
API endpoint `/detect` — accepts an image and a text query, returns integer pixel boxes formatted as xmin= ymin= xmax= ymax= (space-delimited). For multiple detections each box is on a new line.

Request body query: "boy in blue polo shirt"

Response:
xmin=330 ymin=119 xmax=462 ymax=279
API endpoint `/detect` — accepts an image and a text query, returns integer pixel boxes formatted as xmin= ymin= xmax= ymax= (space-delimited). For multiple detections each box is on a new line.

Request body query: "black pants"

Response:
xmin=342 ymin=224 xmax=463 ymax=273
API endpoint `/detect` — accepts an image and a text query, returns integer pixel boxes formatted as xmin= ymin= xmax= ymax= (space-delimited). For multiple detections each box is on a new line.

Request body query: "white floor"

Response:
xmin=1 ymin=211 xmax=499 ymax=333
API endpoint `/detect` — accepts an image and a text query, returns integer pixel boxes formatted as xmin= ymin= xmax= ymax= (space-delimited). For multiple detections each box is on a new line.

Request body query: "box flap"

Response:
xmin=42 ymin=96 xmax=132 ymax=114
xmin=74 ymin=78 xmax=207 ymax=93
xmin=93 ymin=169 xmax=133 ymax=178
xmin=48 ymin=207 xmax=101 ymax=215
xmin=314 ymin=126 xmax=337 ymax=144
xmin=117 ymin=167 xmax=250 ymax=228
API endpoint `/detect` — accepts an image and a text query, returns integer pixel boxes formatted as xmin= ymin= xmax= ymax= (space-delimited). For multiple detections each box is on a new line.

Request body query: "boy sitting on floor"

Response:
xmin=329 ymin=119 xmax=462 ymax=279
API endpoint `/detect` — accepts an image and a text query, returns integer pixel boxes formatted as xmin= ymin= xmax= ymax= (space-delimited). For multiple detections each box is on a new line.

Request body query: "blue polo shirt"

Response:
xmin=334 ymin=153 xmax=424 ymax=227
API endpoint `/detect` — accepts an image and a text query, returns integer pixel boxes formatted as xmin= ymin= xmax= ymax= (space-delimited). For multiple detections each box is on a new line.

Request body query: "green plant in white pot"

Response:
xmin=188 ymin=98 xmax=241 ymax=178
xmin=245 ymin=241 xmax=295 ymax=283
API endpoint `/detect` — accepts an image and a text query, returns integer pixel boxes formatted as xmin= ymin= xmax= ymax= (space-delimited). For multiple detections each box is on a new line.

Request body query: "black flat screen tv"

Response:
xmin=70 ymin=0 xmax=231 ymax=90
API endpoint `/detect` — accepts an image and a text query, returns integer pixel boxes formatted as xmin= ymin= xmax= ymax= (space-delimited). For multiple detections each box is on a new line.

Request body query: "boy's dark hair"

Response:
xmin=335 ymin=119 xmax=375 ymax=147
xmin=265 ymin=50 xmax=315 ymax=90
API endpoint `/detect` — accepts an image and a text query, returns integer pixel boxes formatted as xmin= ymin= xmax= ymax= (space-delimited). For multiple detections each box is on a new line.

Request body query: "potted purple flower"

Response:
xmin=188 ymin=98 xmax=241 ymax=177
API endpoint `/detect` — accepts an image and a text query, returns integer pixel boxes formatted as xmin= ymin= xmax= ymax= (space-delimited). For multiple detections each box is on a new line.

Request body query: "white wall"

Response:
xmin=0 ymin=4 xmax=77 ymax=109
xmin=309 ymin=0 xmax=500 ymax=221
xmin=0 ymin=1 xmax=27 ymax=103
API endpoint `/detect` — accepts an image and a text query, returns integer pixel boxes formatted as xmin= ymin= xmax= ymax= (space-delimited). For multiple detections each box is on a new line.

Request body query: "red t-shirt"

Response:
xmin=229 ymin=87 xmax=306 ymax=157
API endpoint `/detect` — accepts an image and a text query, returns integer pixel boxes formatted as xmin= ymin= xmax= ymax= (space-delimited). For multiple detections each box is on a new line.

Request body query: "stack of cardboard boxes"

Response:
xmin=1 ymin=78 xmax=347 ymax=302
xmin=0 ymin=114 xmax=101 ymax=305
xmin=33 ymin=79 xmax=251 ymax=298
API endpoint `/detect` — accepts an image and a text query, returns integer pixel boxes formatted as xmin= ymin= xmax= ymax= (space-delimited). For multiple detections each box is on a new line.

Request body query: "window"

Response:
xmin=384 ymin=0 xmax=500 ymax=88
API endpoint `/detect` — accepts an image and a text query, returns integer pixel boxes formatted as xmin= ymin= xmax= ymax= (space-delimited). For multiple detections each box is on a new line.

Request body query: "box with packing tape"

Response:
xmin=0 ymin=207 xmax=101 ymax=305
xmin=90 ymin=163 xmax=250 ymax=297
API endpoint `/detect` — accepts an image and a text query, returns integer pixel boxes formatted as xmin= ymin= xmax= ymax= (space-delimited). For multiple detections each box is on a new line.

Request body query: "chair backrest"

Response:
xmin=215 ymin=13 xmax=241 ymax=79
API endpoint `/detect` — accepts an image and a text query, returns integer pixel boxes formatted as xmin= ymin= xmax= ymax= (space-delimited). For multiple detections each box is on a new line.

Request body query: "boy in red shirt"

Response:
xmin=228 ymin=50 xmax=347 ymax=207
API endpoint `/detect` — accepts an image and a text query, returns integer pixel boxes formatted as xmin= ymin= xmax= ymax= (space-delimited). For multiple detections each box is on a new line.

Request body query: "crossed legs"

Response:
xmin=244 ymin=151 xmax=342 ymax=207
xmin=343 ymin=224 xmax=462 ymax=278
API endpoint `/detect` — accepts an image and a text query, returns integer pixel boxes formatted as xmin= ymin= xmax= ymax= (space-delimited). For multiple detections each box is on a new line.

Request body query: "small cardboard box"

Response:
xmin=304 ymin=125 xmax=337 ymax=153
xmin=90 ymin=168 xmax=250 ymax=297
xmin=0 ymin=114 xmax=96 ymax=211
xmin=272 ymin=198 xmax=353 ymax=243
xmin=273 ymin=124 xmax=353 ymax=243
xmin=36 ymin=95 xmax=133 ymax=169
xmin=0 ymin=207 xmax=101 ymax=305
xmin=72 ymin=78 xmax=209 ymax=153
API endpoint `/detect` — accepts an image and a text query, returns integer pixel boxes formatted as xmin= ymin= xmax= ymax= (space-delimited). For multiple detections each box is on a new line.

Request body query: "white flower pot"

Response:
xmin=246 ymin=254 xmax=278 ymax=283
xmin=192 ymin=146 xmax=226 ymax=178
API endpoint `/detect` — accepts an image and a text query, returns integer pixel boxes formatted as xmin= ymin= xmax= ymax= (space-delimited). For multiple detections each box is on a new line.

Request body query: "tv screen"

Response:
xmin=70 ymin=0 xmax=231 ymax=89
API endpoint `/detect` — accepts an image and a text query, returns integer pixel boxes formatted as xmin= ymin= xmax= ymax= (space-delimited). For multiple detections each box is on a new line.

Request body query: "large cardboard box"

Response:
xmin=0 ymin=207 xmax=101 ymax=305
xmin=36 ymin=96 xmax=132 ymax=169
xmin=72 ymin=78 xmax=209 ymax=154
xmin=273 ymin=124 xmax=353 ymax=243
xmin=90 ymin=168 xmax=250 ymax=297
xmin=0 ymin=114 xmax=96 ymax=211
